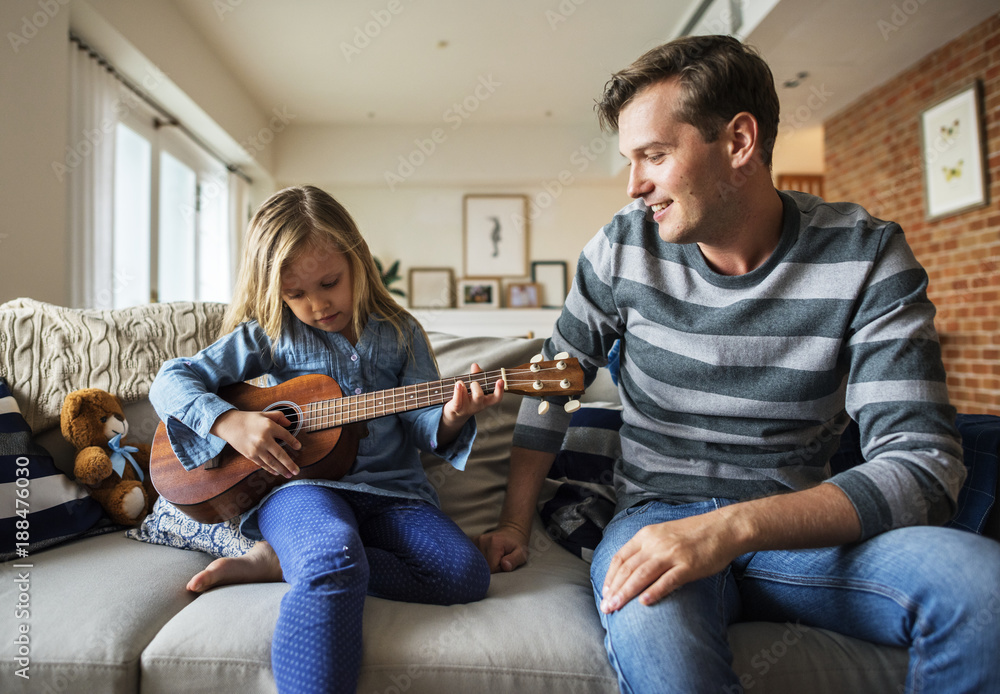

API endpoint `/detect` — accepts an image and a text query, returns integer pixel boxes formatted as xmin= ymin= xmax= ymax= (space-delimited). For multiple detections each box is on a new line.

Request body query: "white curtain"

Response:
xmin=68 ymin=43 xmax=122 ymax=309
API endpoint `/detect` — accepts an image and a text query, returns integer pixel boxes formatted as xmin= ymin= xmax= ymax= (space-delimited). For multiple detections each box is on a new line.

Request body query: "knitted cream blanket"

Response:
xmin=0 ymin=298 xmax=227 ymax=433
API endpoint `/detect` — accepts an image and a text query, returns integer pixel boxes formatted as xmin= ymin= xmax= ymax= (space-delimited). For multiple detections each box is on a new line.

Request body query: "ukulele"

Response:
xmin=150 ymin=355 xmax=585 ymax=523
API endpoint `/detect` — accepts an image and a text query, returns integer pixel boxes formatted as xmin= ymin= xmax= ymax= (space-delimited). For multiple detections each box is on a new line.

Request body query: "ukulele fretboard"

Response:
xmin=300 ymin=370 xmax=501 ymax=431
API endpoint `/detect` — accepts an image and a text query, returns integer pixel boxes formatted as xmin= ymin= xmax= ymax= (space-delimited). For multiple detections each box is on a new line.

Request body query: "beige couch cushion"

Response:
xmin=420 ymin=331 xmax=617 ymax=536
xmin=139 ymin=521 xmax=617 ymax=694
xmin=0 ymin=299 xmax=226 ymax=433
xmin=422 ymin=332 xmax=547 ymax=536
xmin=0 ymin=532 xmax=211 ymax=694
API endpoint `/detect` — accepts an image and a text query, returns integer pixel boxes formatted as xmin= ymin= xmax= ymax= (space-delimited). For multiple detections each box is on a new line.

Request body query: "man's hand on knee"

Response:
xmin=599 ymin=512 xmax=738 ymax=613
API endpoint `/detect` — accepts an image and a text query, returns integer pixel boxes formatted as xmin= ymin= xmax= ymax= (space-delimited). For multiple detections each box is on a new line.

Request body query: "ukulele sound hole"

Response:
xmin=265 ymin=401 xmax=303 ymax=441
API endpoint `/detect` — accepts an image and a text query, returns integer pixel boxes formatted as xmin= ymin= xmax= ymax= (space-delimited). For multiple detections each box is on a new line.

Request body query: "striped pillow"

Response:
xmin=539 ymin=406 xmax=622 ymax=563
xmin=0 ymin=378 xmax=104 ymax=561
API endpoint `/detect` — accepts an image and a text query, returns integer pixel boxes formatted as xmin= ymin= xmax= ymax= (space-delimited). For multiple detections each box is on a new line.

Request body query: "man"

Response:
xmin=477 ymin=35 xmax=1000 ymax=692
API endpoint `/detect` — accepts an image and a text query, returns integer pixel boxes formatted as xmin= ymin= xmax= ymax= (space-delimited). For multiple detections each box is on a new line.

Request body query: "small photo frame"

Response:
xmin=408 ymin=267 xmax=455 ymax=309
xmin=531 ymin=260 xmax=568 ymax=308
xmin=506 ymin=282 xmax=542 ymax=309
xmin=920 ymin=82 xmax=988 ymax=220
xmin=457 ymin=278 xmax=501 ymax=309
xmin=463 ymin=194 xmax=529 ymax=278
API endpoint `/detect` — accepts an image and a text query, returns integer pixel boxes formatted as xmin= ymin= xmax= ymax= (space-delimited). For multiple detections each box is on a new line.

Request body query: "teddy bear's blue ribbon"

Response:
xmin=108 ymin=433 xmax=144 ymax=482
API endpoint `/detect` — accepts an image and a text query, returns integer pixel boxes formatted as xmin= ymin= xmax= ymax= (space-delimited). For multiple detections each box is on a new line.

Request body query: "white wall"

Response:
xmin=0 ymin=1 xmax=71 ymax=305
xmin=276 ymin=121 xmax=632 ymax=302
xmin=313 ymin=182 xmax=630 ymax=297
xmin=277 ymin=122 xmax=623 ymax=189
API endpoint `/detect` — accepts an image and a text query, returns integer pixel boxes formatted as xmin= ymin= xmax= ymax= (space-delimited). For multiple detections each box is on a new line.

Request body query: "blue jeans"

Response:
xmin=590 ymin=499 xmax=1000 ymax=694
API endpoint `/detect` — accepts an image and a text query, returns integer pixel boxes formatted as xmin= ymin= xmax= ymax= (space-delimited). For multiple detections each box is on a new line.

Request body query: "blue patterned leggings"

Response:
xmin=256 ymin=484 xmax=491 ymax=694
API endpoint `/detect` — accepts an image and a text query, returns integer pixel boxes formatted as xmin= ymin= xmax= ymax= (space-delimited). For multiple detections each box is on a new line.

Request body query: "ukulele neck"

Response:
xmin=303 ymin=370 xmax=499 ymax=431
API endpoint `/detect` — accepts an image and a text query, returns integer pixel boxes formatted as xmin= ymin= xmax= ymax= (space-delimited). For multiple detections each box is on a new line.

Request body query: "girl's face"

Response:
xmin=280 ymin=240 xmax=355 ymax=340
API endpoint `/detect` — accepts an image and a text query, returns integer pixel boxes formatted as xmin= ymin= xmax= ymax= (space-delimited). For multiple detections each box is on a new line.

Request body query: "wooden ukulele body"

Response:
xmin=150 ymin=374 xmax=365 ymax=524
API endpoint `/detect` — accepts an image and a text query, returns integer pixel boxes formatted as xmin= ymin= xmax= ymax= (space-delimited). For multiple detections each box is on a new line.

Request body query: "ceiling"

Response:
xmin=168 ymin=0 xmax=998 ymax=130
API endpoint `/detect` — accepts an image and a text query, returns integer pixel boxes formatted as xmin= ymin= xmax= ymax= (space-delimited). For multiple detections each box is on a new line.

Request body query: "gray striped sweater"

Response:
xmin=513 ymin=191 xmax=964 ymax=541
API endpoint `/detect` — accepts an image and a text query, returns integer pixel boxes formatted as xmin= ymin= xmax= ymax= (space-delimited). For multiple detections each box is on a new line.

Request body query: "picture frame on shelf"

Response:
xmin=463 ymin=194 xmax=528 ymax=278
xmin=531 ymin=260 xmax=568 ymax=308
xmin=457 ymin=277 xmax=501 ymax=309
xmin=505 ymin=282 xmax=542 ymax=309
xmin=408 ymin=267 xmax=455 ymax=309
xmin=920 ymin=82 xmax=988 ymax=220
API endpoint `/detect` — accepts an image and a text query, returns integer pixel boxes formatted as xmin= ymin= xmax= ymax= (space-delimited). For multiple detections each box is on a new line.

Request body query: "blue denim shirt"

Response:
xmin=149 ymin=312 xmax=477 ymax=539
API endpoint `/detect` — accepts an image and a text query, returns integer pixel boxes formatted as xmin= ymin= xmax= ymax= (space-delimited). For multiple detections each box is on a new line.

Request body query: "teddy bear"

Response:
xmin=60 ymin=388 xmax=157 ymax=526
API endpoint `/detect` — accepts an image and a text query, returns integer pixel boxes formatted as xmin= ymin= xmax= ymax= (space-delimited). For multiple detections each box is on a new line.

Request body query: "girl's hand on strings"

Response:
xmin=210 ymin=409 xmax=302 ymax=478
xmin=439 ymin=363 xmax=504 ymax=444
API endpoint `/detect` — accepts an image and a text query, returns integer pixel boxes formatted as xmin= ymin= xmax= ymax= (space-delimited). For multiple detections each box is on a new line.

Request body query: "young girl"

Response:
xmin=149 ymin=185 xmax=503 ymax=694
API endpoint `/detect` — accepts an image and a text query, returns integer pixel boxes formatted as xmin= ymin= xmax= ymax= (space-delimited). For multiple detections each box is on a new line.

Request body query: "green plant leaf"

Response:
xmin=373 ymin=256 xmax=405 ymax=297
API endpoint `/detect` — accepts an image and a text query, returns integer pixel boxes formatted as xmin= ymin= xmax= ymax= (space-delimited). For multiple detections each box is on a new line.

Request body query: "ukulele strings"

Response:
xmin=288 ymin=365 xmax=570 ymax=430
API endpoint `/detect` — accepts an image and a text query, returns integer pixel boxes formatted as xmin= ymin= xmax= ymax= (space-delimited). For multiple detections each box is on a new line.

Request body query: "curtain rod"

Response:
xmin=69 ymin=32 xmax=252 ymax=185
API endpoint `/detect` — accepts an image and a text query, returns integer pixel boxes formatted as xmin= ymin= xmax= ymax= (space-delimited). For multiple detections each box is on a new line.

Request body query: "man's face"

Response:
xmin=618 ymin=78 xmax=733 ymax=246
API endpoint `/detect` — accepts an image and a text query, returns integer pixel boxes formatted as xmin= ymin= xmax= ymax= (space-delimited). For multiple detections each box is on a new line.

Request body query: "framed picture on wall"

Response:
xmin=920 ymin=82 xmax=988 ymax=220
xmin=408 ymin=267 xmax=454 ymax=309
xmin=463 ymin=194 xmax=529 ymax=278
xmin=531 ymin=260 xmax=568 ymax=308
xmin=457 ymin=278 xmax=501 ymax=309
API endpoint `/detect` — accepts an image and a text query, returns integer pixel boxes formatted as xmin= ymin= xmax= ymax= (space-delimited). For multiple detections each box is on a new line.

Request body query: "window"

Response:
xmin=112 ymin=123 xmax=152 ymax=308
xmin=110 ymin=113 xmax=233 ymax=308
xmin=68 ymin=34 xmax=244 ymax=310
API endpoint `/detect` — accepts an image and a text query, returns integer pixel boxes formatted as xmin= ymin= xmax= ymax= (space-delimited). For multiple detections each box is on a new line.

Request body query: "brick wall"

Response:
xmin=825 ymin=13 xmax=1000 ymax=415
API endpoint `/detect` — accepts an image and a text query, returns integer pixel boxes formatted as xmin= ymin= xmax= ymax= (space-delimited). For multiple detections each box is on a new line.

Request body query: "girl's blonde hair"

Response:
xmin=222 ymin=186 xmax=421 ymax=355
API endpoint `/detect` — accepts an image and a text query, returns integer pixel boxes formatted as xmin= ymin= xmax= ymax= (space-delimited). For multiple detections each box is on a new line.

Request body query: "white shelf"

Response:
xmin=411 ymin=308 xmax=561 ymax=339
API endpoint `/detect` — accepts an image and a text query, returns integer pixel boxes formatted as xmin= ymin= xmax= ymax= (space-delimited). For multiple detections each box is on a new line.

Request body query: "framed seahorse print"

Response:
xmin=463 ymin=194 xmax=528 ymax=278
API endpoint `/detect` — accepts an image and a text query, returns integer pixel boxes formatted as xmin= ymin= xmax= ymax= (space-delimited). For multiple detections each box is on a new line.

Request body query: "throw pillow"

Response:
xmin=538 ymin=406 xmax=622 ymax=562
xmin=127 ymin=496 xmax=256 ymax=558
xmin=831 ymin=415 xmax=998 ymax=534
xmin=0 ymin=378 xmax=106 ymax=562
xmin=948 ymin=414 xmax=999 ymax=534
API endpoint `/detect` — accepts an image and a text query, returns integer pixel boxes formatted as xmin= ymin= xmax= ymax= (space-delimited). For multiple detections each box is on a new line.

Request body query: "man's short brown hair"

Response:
xmin=596 ymin=35 xmax=780 ymax=167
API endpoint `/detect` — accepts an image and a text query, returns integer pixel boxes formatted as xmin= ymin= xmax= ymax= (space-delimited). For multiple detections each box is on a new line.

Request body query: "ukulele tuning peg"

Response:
xmin=537 ymin=400 xmax=550 ymax=415
xmin=553 ymin=352 xmax=570 ymax=360
xmin=564 ymin=399 xmax=581 ymax=414
xmin=530 ymin=354 xmax=544 ymax=363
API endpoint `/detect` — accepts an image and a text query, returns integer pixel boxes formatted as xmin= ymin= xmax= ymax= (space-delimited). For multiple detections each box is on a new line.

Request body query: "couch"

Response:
xmin=1 ymin=298 xmax=998 ymax=694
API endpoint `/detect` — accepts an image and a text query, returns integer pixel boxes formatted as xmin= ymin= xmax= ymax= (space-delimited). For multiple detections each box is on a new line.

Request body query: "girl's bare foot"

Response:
xmin=186 ymin=540 xmax=283 ymax=593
